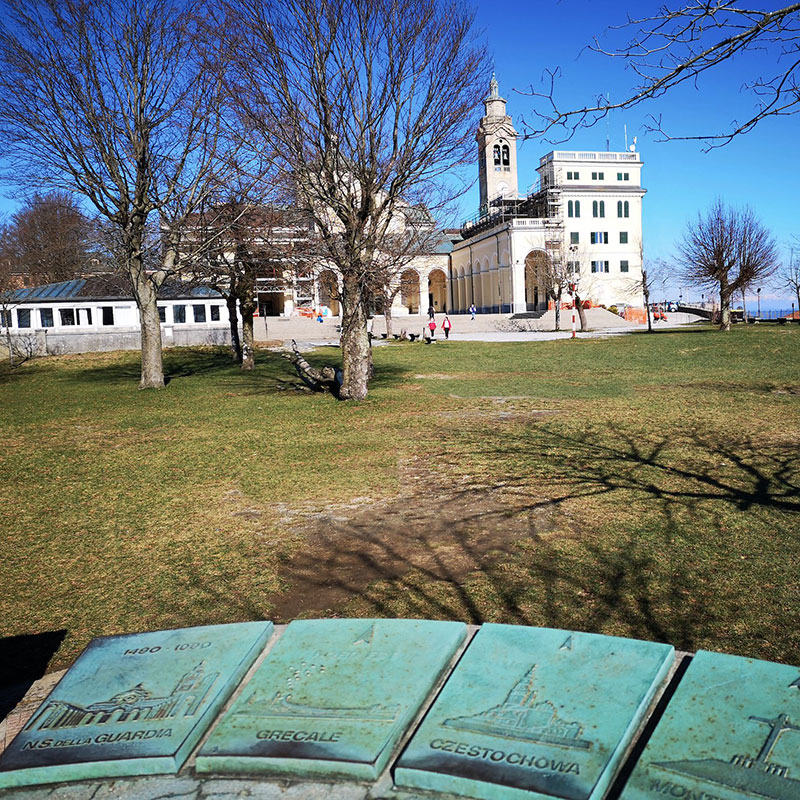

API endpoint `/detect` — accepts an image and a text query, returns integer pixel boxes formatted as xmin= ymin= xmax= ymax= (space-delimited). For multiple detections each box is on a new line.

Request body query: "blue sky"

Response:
xmin=464 ymin=0 xmax=797 ymax=306
xmin=1 ymin=1 xmax=795 ymax=306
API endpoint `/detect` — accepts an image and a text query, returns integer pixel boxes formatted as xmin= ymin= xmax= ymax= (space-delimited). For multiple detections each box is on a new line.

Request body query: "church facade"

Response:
xmin=251 ymin=76 xmax=646 ymax=319
xmin=448 ymin=76 xmax=646 ymax=314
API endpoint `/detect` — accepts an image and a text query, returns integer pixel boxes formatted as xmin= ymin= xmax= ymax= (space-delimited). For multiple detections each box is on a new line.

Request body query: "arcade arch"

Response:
xmin=400 ymin=268 xmax=421 ymax=313
xmin=428 ymin=269 xmax=447 ymax=312
xmin=524 ymin=250 xmax=549 ymax=312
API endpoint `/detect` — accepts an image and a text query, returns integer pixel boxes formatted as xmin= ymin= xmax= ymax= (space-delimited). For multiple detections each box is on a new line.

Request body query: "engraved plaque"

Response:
xmin=0 ymin=622 xmax=273 ymax=789
xmin=621 ymin=650 xmax=800 ymax=800
xmin=196 ymin=618 xmax=466 ymax=780
xmin=395 ymin=624 xmax=674 ymax=800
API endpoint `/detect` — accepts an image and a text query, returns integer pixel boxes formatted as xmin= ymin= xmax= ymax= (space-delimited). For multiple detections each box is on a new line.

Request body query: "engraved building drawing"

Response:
xmin=26 ymin=662 xmax=219 ymax=731
xmin=444 ymin=665 xmax=592 ymax=749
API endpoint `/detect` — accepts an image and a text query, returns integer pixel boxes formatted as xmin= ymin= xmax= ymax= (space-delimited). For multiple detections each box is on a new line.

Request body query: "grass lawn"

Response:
xmin=0 ymin=324 xmax=798 ymax=674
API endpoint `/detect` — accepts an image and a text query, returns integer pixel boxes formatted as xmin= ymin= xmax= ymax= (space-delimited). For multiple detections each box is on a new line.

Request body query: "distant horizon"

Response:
xmin=1 ymin=1 xmax=796 ymax=306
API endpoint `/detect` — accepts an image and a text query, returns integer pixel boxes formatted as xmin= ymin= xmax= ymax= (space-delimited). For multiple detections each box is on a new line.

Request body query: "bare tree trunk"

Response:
xmin=227 ymin=294 xmax=242 ymax=363
xmin=339 ymin=276 xmax=370 ymax=401
xmin=644 ymin=286 xmax=653 ymax=332
xmin=132 ymin=268 xmax=165 ymax=390
xmin=384 ymin=306 xmax=393 ymax=338
xmin=741 ymin=289 xmax=747 ymax=323
xmin=5 ymin=323 xmax=14 ymax=367
xmin=241 ymin=306 xmax=255 ymax=370
xmin=553 ymin=291 xmax=561 ymax=331
xmin=574 ymin=293 xmax=587 ymax=331
xmin=719 ymin=278 xmax=732 ymax=331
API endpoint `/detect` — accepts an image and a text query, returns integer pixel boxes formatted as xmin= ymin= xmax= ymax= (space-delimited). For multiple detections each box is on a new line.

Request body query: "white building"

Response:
xmin=1 ymin=276 xmax=234 ymax=355
xmin=449 ymin=76 xmax=646 ymax=313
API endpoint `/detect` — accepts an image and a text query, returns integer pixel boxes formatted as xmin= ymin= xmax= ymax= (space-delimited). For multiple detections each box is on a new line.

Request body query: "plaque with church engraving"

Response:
xmin=196 ymin=618 xmax=467 ymax=780
xmin=621 ymin=650 xmax=800 ymax=800
xmin=0 ymin=621 xmax=273 ymax=789
xmin=394 ymin=624 xmax=674 ymax=800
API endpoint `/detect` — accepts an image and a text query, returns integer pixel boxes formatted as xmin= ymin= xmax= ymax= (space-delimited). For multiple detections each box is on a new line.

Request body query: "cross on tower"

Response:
xmin=748 ymin=713 xmax=800 ymax=763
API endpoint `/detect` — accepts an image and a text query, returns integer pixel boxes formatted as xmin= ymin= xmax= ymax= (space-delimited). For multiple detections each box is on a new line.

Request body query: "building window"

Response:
xmin=567 ymin=260 xmax=580 ymax=274
xmin=592 ymin=200 xmax=605 ymax=218
xmin=193 ymin=304 xmax=207 ymax=323
xmin=617 ymin=200 xmax=629 ymax=218
xmin=1 ymin=310 xmax=12 ymax=328
xmin=567 ymin=171 xmax=580 ymax=180
xmin=568 ymin=200 xmax=574 ymax=218
xmin=79 ymin=308 xmax=92 ymax=326
xmin=17 ymin=308 xmax=31 ymax=328
xmin=101 ymin=306 xmax=114 ymax=326
xmin=590 ymin=231 xmax=608 ymax=244
xmin=501 ymin=144 xmax=510 ymax=166
xmin=158 ymin=305 xmax=166 ymax=323
xmin=617 ymin=172 xmax=630 ymax=181
xmin=40 ymin=308 xmax=53 ymax=327
xmin=570 ymin=232 xmax=579 ymax=244
xmin=591 ymin=260 xmax=610 ymax=273
xmin=620 ymin=231 xmax=629 ymax=244
xmin=592 ymin=171 xmax=605 ymax=180
xmin=493 ymin=145 xmax=501 ymax=166
xmin=173 ymin=304 xmax=186 ymax=323
xmin=620 ymin=260 xmax=629 ymax=273
xmin=60 ymin=308 xmax=75 ymax=326
xmin=574 ymin=200 xmax=580 ymax=218
xmin=210 ymin=305 xmax=221 ymax=321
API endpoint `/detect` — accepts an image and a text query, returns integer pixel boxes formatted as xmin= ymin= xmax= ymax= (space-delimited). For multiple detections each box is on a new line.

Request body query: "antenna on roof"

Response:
xmin=605 ymin=92 xmax=611 ymax=151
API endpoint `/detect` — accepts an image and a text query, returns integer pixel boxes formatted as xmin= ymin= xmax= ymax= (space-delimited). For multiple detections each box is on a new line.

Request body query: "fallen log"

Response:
xmin=282 ymin=339 xmax=341 ymax=395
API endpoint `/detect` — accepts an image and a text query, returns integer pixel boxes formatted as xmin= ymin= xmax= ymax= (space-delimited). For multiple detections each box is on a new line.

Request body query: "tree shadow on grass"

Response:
xmin=631 ymin=326 xmax=717 ymax=336
xmin=74 ymin=347 xmax=238 ymax=385
xmin=260 ymin=421 xmax=798 ymax=659
xmin=227 ymin=347 xmax=412 ymax=396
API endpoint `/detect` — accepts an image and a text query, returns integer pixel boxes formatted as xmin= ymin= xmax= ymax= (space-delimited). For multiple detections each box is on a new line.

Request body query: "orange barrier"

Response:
xmin=624 ymin=308 xmax=647 ymax=324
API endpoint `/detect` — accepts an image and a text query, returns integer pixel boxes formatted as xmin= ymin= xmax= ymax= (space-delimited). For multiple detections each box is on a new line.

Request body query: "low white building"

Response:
xmin=1 ymin=276 xmax=234 ymax=355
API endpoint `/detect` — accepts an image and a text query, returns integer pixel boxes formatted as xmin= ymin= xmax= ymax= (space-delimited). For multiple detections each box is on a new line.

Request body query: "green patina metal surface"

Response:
xmin=196 ymin=618 xmax=466 ymax=780
xmin=621 ymin=650 xmax=800 ymax=800
xmin=394 ymin=624 xmax=674 ymax=800
xmin=0 ymin=622 xmax=273 ymax=790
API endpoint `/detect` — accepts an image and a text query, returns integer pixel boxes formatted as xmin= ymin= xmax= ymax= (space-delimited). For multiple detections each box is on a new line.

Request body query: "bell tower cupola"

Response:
xmin=476 ymin=73 xmax=519 ymax=215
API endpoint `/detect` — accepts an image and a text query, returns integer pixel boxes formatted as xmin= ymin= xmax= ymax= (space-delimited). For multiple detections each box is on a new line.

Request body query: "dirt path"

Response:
xmin=270 ymin=459 xmax=563 ymax=623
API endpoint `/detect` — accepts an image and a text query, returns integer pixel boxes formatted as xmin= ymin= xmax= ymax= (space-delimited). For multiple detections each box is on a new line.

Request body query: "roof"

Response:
xmin=430 ymin=230 xmax=463 ymax=254
xmin=11 ymin=276 xmax=223 ymax=303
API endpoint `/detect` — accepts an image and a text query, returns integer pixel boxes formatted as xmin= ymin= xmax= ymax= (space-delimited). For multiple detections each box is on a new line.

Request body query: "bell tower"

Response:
xmin=476 ymin=74 xmax=519 ymax=215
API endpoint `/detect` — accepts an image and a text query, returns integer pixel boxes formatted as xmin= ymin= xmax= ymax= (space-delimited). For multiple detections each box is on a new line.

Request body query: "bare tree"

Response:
xmin=775 ymin=242 xmax=800 ymax=314
xmin=0 ymin=0 xmax=230 ymax=389
xmin=524 ymin=3 xmax=800 ymax=147
xmin=677 ymin=200 xmax=778 ymax=330
xmin=364 ymin=210 xmax=442 ymax=339
xmin=190 ymin=198 xmax=311 ymax=369
xmin=5 ymin=192 xmax=92 ymax=284
xmin=219 ymin=0 xmax=489 ymax=399
xmin=0 ymin=218 xmax=19 ymax=365
xmin=634 ymin=244 xmax=669 ymax=332
xmin=541 ymin=243 xmax=580 ymax=331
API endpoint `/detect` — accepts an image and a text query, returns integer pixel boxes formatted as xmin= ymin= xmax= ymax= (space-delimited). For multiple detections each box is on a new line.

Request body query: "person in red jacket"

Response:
xmin=441 ymin=314 xmax=452 ymax=339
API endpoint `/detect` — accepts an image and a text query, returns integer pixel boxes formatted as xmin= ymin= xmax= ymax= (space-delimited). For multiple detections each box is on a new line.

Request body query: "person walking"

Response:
xmin=441 ymin=314 xmax=452 ymax=339
xmin=427 ymin=304 xmax=435 ymax=320
xmin=428 ymin=317 xmax=437 ymax=338
xmin=469 ymin=303 xmax=476 ymax=320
